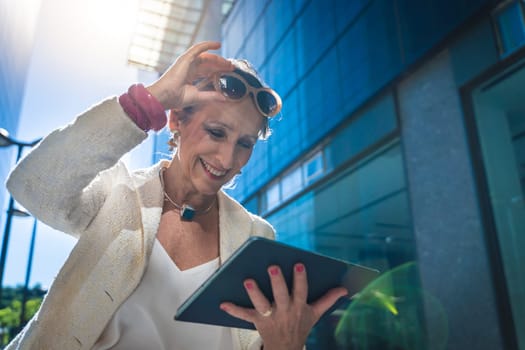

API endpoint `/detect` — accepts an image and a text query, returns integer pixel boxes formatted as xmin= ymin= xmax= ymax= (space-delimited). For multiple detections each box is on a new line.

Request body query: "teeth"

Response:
xmin=201 ymin=159 xmax=227 ymax=177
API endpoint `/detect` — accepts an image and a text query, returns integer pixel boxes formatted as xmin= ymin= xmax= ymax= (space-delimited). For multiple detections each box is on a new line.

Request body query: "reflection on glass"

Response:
xmin=335 ymin=262 xmax=447 ymax=350
xmin=267 ymin=143 xmax=427 ymax=349
xmin=471 ymin=60 xmax=525 ymax=349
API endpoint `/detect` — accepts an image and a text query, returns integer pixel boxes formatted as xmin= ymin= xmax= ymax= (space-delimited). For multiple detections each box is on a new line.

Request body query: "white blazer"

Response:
xmin=6 ymin=98 xmax=274 ymax=350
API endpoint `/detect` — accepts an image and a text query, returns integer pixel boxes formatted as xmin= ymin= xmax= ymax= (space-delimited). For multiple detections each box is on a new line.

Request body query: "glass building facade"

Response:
xmin=0 ymin=0 xmax=42 ymax=230
xmin=192 ymin=0 xmax=523 ymax=349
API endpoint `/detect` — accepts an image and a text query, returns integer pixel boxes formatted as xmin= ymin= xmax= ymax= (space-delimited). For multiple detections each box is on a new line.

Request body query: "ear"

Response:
xmin=168 ymin=109 xmax=182 ymax=131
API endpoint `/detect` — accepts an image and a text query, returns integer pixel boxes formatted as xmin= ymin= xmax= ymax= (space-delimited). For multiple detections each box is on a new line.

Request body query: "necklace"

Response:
xmin=159 ymin=167 xmax=216 ymax=221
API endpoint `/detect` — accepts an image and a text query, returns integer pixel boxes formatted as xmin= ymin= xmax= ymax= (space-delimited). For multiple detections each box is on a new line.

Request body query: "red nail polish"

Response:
xmin=295 ymin=264 xmax=304 ymax=273
xmin=270 ymin=267 xmax=279 ymax=276
xmin=245 ymin=281 xmax=254 ymax=290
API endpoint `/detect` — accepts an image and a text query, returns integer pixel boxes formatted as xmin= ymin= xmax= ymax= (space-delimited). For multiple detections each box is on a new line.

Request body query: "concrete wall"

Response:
xmin=398 ymin=50 xmax=504 ymax=350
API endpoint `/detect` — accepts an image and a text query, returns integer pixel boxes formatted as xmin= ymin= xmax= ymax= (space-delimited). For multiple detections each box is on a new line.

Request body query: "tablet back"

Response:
xmin=175 ymin=236 xmax=379 ymax=330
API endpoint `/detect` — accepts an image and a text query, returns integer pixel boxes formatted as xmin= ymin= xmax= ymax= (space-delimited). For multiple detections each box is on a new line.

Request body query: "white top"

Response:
xmin=93 ymin=239 xmax=235 ymax=350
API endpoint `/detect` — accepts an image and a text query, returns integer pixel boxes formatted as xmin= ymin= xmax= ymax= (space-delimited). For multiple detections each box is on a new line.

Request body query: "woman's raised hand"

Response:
xmin=220 ymin=264 xmax=348 ymax=350
xmin=146 ymin=41 xmax=234 ymax=111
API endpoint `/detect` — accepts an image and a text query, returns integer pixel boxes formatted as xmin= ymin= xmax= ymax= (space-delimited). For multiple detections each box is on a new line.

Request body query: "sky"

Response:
xmin=5 ymin=0 xmax=160 ymax=289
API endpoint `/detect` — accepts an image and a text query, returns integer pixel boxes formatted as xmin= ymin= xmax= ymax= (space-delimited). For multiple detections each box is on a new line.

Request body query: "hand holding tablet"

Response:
xmin=175 ymin=236 xmax=379 ymax=330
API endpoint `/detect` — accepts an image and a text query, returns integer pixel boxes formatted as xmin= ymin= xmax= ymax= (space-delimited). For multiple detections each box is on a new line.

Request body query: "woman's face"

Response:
xmin=172 ymin=98 xmax=264 ymax=195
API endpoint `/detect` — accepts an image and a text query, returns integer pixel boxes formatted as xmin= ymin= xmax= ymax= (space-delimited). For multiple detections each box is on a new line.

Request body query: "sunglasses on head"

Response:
xmin=196 ymin=71 xmax=282 ymax=118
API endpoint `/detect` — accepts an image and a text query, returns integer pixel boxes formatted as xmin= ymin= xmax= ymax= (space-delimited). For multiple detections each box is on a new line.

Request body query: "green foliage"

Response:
xmin=0 ymin=285 xmax=46 ymax=346
xmin=335 ymin=262 xmax=448 ymax=350
xmin=0 ymin=284 xmax=46 ymax=309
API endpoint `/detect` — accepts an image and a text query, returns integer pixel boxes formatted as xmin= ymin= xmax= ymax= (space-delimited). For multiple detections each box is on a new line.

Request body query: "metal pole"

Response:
xmin=0 ymin=144 xmax=24 ymax=306
xmin=19 ymin=218 xmax=37 ymax=326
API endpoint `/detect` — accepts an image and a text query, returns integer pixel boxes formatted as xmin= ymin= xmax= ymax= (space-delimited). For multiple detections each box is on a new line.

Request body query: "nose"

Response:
xmin=217 ymin=141 xmax=236 ymax=170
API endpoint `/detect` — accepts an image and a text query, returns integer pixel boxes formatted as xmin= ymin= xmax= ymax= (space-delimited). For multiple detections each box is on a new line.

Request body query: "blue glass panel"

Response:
xmin=325 ymin=93 xmax=397 ymax=170
xmin=268 ymin=143 xmax=412 ymax=261
xmin=337 ymin=19 xmax=369 ymax=113
xmin=336 ymin=0 xmax=403 ymax=117
xmin=221 ymin=0 xmax=246 ymax=57
xmin=304 ymin=49 xmax=343 ymax=138
xmin=450 ymin=19 xmax=498 ymax=86
xmin=396 ymin=0 xmax=446 ymax=63
xmin=243 ymin=139 xmax=269 ymax=197
xmin=266 ymin=29 xmax=297 ymax=97
xmin=303 ymin=151 xmax=324 ymax=185
xmin=296 ymin=0 xmax=337 ymax=75
xmin=244 ymin=18 xmax=267 ymax=68
xmin=281 ymin=89 xmax=305 ymax=154
xmin=265 ymin=89 xmax=306 ymax=184
xmin=243 ymin=195 xmax=259 ymax=214
xmin=281 ymin=165 xmax=303 ymax=200
xmin=243 ymin=0 xmax=269 ymax=35
xmin=266 ymin=0 xmax=295 ymax=53
xmin=396 ymin=0 xmax=490 ymax=64
xmin=299 ymin=66 xmax=324 ymax=145
xmin=333 ymin=0 xmax=371 ymax=34
xmin=293 ymin=0 xmax=309 ymax=15
xmin=495 ymin=1 xmax=525 ymax=55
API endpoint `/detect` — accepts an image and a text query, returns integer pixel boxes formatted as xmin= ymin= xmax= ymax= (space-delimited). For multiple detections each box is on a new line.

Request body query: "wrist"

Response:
xmin=119 ymin=84 xmax=167 ymax=132
xmin=145 ymin=84 xmax=166 ymax=108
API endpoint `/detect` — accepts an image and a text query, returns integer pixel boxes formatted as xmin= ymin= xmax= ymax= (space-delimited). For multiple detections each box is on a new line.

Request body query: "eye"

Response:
xmin=206 ymin=128 xmax=225 ymax=139
xmin=238 ymin=139 xmax=255 ymax=149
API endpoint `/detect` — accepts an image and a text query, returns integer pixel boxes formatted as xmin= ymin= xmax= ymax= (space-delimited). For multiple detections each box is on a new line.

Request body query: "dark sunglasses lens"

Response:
xmin=257 ymin=91 xmax=278 ymax=116
xmin=219 ymin=75 xmax=246 ymax=99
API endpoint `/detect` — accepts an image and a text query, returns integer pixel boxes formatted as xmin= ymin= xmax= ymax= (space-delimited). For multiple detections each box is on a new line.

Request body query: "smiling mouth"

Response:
xmin=200 ymin=158 xmax=227 ymax=177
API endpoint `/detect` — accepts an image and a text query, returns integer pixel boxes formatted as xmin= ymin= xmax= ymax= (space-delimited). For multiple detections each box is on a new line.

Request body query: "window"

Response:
xmin=303 ymin=150 xmax=324 ymax=185
xmin=281 ymin=166 xmax=302 ymax=201
xmin=493 ymin=0 xmax=525 ymax=56
xmin=470 ymin=58 xmax=525 ymax=349
xmin=264 ymin=182 xmax=280 ymax=212
xmin=267 ymin=143 xmax=424 ymax=349
xmin=260 ymin=149 xmax=327 ymax=213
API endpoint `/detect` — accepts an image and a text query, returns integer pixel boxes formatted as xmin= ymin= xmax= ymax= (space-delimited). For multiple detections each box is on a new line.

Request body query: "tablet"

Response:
xmin=175 ymin=236 xmax=379 ymax=330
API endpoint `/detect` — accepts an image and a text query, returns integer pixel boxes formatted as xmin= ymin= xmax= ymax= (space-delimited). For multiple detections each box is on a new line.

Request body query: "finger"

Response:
xmin=194 ymin=52 xmax=234 ymax=75
xmin=310 ymin=287 xmax=349 ymax=320
xmin=220 ymin=302 xmax=258 ymax=324
xmin=184 ymin=41 xmax=221 ymax=59
xmin=268 ymin=265 xmax=290 ymax=308
xmin=292 ymin=263 xmax=308 ymax=305
xmin=243 ymin=279 xmax=272 ymax=316
xmin=182 ymin=88 xmax=226 ymax=107
xmin=172 ymin=41 xmax=223 ymax=77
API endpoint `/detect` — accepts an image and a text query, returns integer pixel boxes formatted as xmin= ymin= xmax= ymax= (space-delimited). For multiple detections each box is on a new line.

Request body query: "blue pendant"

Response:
xmin=180 ymin=204 xmax=196 ymax=221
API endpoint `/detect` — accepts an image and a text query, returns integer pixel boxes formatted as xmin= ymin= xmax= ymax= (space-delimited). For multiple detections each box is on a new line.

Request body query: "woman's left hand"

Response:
xmin=146 ymin=41 xmax=233 ymax=111
xmin=220 ymin=263 xmax=348 ymax=350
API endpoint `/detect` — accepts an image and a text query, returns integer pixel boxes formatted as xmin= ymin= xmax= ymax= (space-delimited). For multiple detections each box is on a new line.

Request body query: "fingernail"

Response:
xmin=220 ymin=304 xmax=228 ymax=311
xmin=244 ymin=281 xmax=254 ymax=290
xmin=295 ymin=264 xmax=304 ymax=273
xmin=270 ymin=267 xmax=279 ymax=276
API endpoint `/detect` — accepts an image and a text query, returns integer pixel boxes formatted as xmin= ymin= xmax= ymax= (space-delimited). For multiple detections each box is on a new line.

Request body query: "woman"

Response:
xmin=6 ymin=41 xmax=348 ymax=349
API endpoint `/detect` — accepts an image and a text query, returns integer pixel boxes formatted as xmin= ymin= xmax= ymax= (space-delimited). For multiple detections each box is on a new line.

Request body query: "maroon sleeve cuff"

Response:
xmin=119 ymin=84 xmax=167 ymax=132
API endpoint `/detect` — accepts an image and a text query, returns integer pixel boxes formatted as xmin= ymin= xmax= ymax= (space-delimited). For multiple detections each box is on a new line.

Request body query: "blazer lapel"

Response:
xmin=218 ymin=190 xmax=254 ymax=264
xmin=135 ymin=161 xmax=168 ymax=260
